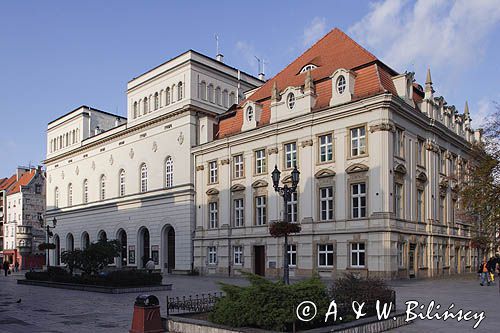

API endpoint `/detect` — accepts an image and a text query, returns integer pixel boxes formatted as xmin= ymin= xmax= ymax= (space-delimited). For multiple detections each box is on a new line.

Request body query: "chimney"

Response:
xmin=115 ymin=117 xmax=121 ymax=127
xmin=94 ymin=126 xmax=100 ymax=135
xmin=216 ymin=54 xmax=224 ymax=62
xmin=16 ymin=167 xmax=29 ymax=181
xmin=258 ymin=72 xmax=265 ymax=81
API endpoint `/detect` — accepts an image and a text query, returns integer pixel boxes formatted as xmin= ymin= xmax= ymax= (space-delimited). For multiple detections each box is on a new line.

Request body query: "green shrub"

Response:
xmin=25 ymin=271 xmax=50 ymax=281
xmin=209 ymin=273 xmax=330 ymax=331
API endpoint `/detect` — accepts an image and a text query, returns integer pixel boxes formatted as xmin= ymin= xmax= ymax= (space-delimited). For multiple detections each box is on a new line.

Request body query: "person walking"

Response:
xmin=14 ymin=260 xmax=19 ymax=273
xmin=2 ymin=260 xmax=10 ymax=277
xmin=478 ymin=257 xmax=489 ymax=286
xmin=487 ymin=257 xmax=496 ymax=284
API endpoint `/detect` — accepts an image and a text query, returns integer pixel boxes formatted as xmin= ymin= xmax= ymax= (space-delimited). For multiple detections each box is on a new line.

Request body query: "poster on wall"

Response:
xmin=151 ymin=245 xmax=159 ymax=265
xmin=128 ymin=245 xmax=135 ymax=264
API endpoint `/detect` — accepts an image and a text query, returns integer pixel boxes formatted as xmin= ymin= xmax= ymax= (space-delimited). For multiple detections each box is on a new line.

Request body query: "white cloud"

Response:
xmin=303 ymin=17 xmax=327 ymax=48
xmin=235 ymin=40 xmax=260 ymax=74
xmin=349 ymin=0 xmax=500 ymax=74
xmin=474 ymin=98 xmax=497 ymax=128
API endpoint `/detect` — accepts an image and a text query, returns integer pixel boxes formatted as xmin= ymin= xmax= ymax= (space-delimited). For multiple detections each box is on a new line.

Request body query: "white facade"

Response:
xmin=44 ymin=51 xmax=262 ymax=272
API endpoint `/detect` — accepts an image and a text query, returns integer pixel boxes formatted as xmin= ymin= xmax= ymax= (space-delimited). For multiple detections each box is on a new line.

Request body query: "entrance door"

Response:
xmin=254 ymin=246 xmax=265 ymax=276
xmin=409 ymin=244 xmax=416 ymax=278
xmin=142 ymin=228 xmax=150 ymax=268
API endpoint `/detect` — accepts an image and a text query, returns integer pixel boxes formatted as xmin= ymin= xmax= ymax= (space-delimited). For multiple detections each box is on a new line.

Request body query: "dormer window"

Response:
xmin=246 ymin=106 xmax=254 ymax=121
xmin=287 ymin=93 xmax=296 ymax=109
xmin=337 ymin=75 xmax=346 ymax=94
xmin=300 ymin=64 xmax=317 ymax=73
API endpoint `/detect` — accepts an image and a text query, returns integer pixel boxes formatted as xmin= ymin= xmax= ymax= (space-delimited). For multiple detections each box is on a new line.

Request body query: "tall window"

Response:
xmin=165 ymin=87 xmax=171 ymax=105
xmin=255 ymin=196 xmax=267 ymax=225
xmin=67 ymin=184 xmax=73 ymax=206
xmin=417 ymin=189 xmax=424 ymax=222
xmin=200 ymin=82 xmax=207 ymax=100
xmin=178 ymin=82 xmax=183 ymax=100
xmin=209 ymin=202 xmax=218 ymax=229
xmin=222 ymin=90 xmax=229 ymax=107
xmin=100 ymin=175 xmax=106 ymax=200
xmin=83 ymin=179 xmax=88 ymax=203
xmin=397 ymin=243 xmax=404 ymax=267
xmin=417 ymin=139 xmax=425 ymax=166
xmin=287 ymin=192 xmax=298 ymax=223
xmin=119 ymin=170 xmax=126 ymax=197
xmin=143 ymin=97 xmax=148 ymax=114
xmin=351 ymin=183 xmax=366 ymax=218
xmin=318 ymin=244 xmax=334 ymax=268
xmin=234 ymin=198 xmax=244 ymax=227
xmin=288 ymin=244 xmax=297 ymax=267
xmin=208 ymin=84 xmax=214 ymax=103
xmin=440 ymin=149 xmax=446 ymax=174
xmin=133 ymin=102 xmax=138 ymax=118
xmin=209 ymin=161 xmax=218 ymax=183
xmin=54 ymin=187 xmax=59 ymax=208
xmin=394 ymin=128 xmax=404 ymax=157
xmin=233 ymin=154 xmax=244 ymax=178
xmin=351 ymin=243 xmax=366 ymax=268
xmin=284 ymin=142 xmax=297 ymax=169
xmin=215 ymin=87 xmax=221 ymax=105
xmin=440 ymin=195 xmax=446 ymax=223
xmin=336 ymin=75 xmax=346 ymax=94
xmin=319 ymin=134 xmax=333 ymax=162
xmin=255 ymin=149 xmax=266 ymax=174
xmin=165 ymin=157 xmax=174 ymax=188
xmin=350 ymin=126 xmax=366 ymax=157
xmin=140 ymin=164 xmax=148 ymax=193
xmin=319 ymin=187 xmax=334 ymax=221
xmin=154 ymin=93 xmax=159 ymax=110
xmin=233 ymin=246 xmax=243 ymax=265
xmin=229 ymin=92 xmax=236 ymax=105
xmin=208 ymin=246 xmax=217 ymax=264
xmin=394 ymin=183 xmax=403 ymax=218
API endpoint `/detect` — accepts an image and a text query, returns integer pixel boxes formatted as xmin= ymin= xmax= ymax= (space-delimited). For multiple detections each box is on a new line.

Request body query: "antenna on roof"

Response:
xmin=215 ymin=34 xmax=224 ymax=62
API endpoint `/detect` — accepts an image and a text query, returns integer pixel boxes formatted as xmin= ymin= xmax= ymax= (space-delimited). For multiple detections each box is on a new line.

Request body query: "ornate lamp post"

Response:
xmin=39 ymin=215 xmax=57 ymax=268
xmin=271 ymin=165 xmax=300 ymax=285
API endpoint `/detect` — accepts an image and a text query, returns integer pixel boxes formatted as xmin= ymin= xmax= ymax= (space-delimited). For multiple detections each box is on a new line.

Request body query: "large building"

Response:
xmin=0 ymin=166 xmax=46 ymax=269
xmin=46 ymin=28 xmax=480 ymax=279
xmin=44 ymin=51 xmax=262 ymax=272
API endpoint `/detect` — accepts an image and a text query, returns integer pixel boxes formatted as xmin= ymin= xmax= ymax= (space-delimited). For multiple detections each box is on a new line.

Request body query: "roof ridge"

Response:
xmin=335 ymin=28 xmax=377 ymax=62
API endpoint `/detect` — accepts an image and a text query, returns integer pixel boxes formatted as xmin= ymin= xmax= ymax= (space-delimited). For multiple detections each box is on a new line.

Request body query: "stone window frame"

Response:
xmin=346 ymin=167 xmax=369 ymax=219
xmin=208 ymin=199 xmax=219 ymax=229
xmin=207 ymin=246 xmax=217 ymax=265
xmin=283 ymin=141 xmax=298 ymax=170
xmin=230 ymin=184 xmax=245 ymax=228
xmin=252 ymin=181 xmax=268 ymax=226
xmin=347 ymin=124 xmax=368 ymax=159
xmin=233 ymin=245 xmax=244 ymax=265
xmin=416 ymin=137 xmax=426 ymax=168
xmin=393 ymin=126 xmax=405 ymax=159
xmin=348 ymin=240 xmax=367 ymax=269
xmin=232 ymin=153 xmax=245 ymax=180
xmin=287 ymin=243 xmax=297 ymax=268
xmin=207 ymin=159 xmax=219 ymax=185
xmin=316 ymin=131 xmax=335 ymax=165
xmin=316 ymin=242 xmax=335 ymax=269
xmin=315 ymin=170 xmax=336 ymax=222
xmin=253 ymin=148 xmax=267 ymax=175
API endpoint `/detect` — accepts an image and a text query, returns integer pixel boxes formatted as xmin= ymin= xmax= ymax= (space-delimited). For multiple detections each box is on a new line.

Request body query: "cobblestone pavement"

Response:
xmin=0 ymin=272 xmax=497 ymax=332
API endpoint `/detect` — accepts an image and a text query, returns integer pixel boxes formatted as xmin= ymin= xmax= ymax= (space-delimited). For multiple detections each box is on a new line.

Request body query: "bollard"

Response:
xmin=130 ymin=295 xmax=164 ymax=333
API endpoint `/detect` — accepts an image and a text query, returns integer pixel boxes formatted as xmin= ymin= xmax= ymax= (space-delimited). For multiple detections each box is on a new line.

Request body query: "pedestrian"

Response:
xmin=14 ymin=260 xmax=19 ymax=273
xmin=478 ymin=257 xmax=489 ymax=286
xmin=145 ymin=258 xmax=155 ymax=274
xmin=2 ymin=260 xmax=10 ymax=277
xmin=487 ymin=257 xmax=496 ymax=284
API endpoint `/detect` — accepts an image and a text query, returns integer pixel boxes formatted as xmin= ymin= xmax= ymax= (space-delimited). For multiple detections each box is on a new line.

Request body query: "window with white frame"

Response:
xmin=83 ymin=179 xmax=88 ymax=203
xmin=246 ymin=106 xmax=254 ymax=122
xmin=209 ymin=161 xmax=218 ymax=184
xmin=233 ymin=198 xmax=244 ymax=227
xmin=119 ymin=170 xmax=126 ymax=197
xmin=284 ymin=142 xmax=297 ymax=169
xmin=233 ymin=154 xmax=244 ymax=178
xmin=54 ymin=187 xmax=59 ymax=207
xmin=178 ymin=82 xmax=183 ymax=100
xmin=350 ymin=242 xmax=365 ymax=268
xmin=233 ymin=245 xmax=243 ymax=265
xmin=255 ymin=196 xmax=267 ymax=225
xmin=165 ymin=157 xmax=174 ymax=188
xmin=166 ymin=87 xmax=171 ymax=105
xmin=208 ymin=246 xmax=217 ymax=264
xmin=350 ymin=126 xmax=366 ymax=157
xmin=140 ymin=164 xmax=148 ymax=193
xmin=319 ymin=134 xmax=333 ymax=162
xmin=337 ymin=75 xmax=346 ymax=94
xmin=417 ymin=189 xmax=424 ymax=222
xmin=351 ymin=183 xmax=366 ymax=218
xmin=229 ymin=92 xmax=235 ymax=106
xmin=394 ymin=183 xmax=403 ymax=218
xmin=255 ymin=149 xmax=266 ymax=174
xmin=100 ymin=175 xmax=106 ymax=200
xmin=288 ymin=244 xmax=297 ymax=267
xmin=287 ymin=192 xmax=298 ymax=223
xmin=397 ymin=243 xmax=404 ymax=267
xmin=67 ymin=184 xmax=73 ymax=206
xmin=209 ymin=201 xmax=218 ymax=229
xmin=318 ymin=244 xmax=334 ymax=268
xmin=300 ymin=64 xmax=317 ymax=73
xmin=319 ymin=187 xmax=334 ymax=221
xmin=287 ymin=93 xmax=295 ymax=109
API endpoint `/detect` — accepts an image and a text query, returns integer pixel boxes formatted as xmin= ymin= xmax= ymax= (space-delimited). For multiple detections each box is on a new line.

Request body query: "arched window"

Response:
xmin=154 ymin=92 xmax=159 ymax=110
xmin=140 ymin=164 xmax=148 ymax=193
xmin=165 ymin=87 xmax=171 ymax=105
xmin=208 ymin=84 xmax=214 ymax=103
xmin=59 ymin=135 xmax=63 ymax=149
xmin=143 ymin=97 xmax=148 ymax=114
xmin=98 ymin=230 xmax=107 ymax=242
xmin=229 ymin=92 xmax=236 ymax=106
xmin=68 ymin=183 xmax=73 ymax=206
xmin=119 ymin=169 xmax=126 ymax=197
xmin=200 ymin=81 xmax=207 ymax=100
xmin=165 ymin=157 xmax=174 ymax=188
xmin=83 ymin=179 xmax=88 ymax=203
xmin=100 ymin=175 xmax=106 ymax=200
xmin=72 ymin=130 xmax=76 ymax=144
xmin=65 ymin=133 xmax=69 ymax=147
xmin=337 ymin=75 xmax=346 ymax=94
xmin=178 ymin=82 xmax=183 ymax=100
xmin=215 ymin=87 xmax=221 ymax=105
xmin=222 ymin=90 xmax=229 ymax=108
xmin=81 ymin=232 xmax=90 ymax=250
xmin=67 ymin=233 xmax=74 ymax=251
xmin=133 ymin=102 xmax=138 ymax=118
xmin=171 ymin=84 xmax=176 ymax=102
xmin=76 ymin=128 xmax=79 ymax=142
xmin=54 ymin=187 xmax=59 ymax=208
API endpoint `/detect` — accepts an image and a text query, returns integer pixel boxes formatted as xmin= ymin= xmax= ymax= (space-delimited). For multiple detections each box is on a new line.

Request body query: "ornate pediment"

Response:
xmin=230 ymin=184 xmax=245 ymax=192
xmin=315 ymin=169 xmax=336 ymax=178
xmin=282 ymin=175 xmax=292 ymax=184
xmin=346 ymin=163 xmax=369 ymax=174
xmin=394 ymin=164 xmax=407 ymax=174
xmin=416 ymin=171 xmax=428 ymax=183
xmin=206 ymin=188 xmax=219 ymax=196
xmin=252 ymin=179 xmax=268 ymax=188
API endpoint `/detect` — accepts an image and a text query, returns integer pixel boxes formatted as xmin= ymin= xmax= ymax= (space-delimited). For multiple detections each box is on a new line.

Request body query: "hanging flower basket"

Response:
xmin=38 ymin=242 xmax=56 ymax=251
xmin=269 ymin=221 xmax=301 ymax=238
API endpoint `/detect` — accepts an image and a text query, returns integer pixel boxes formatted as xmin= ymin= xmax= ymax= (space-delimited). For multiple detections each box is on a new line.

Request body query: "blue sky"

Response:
xmin=1 ymin=0 xmax=499 ymax=176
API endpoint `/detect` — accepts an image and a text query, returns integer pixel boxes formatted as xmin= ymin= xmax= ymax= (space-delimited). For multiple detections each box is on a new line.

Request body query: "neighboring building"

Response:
xmin=192 ymin=28 xmax=481 ymax=279
xmin=1 ymin=166 xmax=46 ymax=269
xmin=0 ymin=175 xmax=17 ymax=257
xmin=44 ymin=51 xmax=262 ymax=272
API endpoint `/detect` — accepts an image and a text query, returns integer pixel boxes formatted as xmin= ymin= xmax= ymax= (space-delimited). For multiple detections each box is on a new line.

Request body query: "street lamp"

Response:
xmin=38 ymin=215 xmax=57 ymax=268
xmin=271 ymin=165 xmax=300 ymax=284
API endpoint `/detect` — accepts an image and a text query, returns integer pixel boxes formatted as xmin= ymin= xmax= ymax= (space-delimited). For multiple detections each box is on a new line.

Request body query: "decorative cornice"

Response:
xmin=267 ymin=147 xmax=278 ymax=155
xmin=369 ymin=121 xmax=395 ymax=133
xmin=206 ymin=188 xmax=219 ymax=196
xmin=346 ymin=163 xmax=369 ymax=174
xmin=196 ymin=165 xmax=204 ymax=171
xmin=301 ymin=139 xmax=313 ymax=148
xmin=315 ymin=169 xmax=336 ymax=178
xmin=220 ymin=158 xmax=230 ymax=165
xmin=230 ymin=184 xmax=245 ymax=192
xmin=252 ymin=179 xmax=268 ymax=188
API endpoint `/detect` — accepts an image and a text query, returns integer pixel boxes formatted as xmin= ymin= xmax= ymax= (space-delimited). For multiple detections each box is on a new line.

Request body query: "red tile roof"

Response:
xmin=0 ymin=175 xmax=17 ymax=192
xmin=217 ymin=28 xmax=402 ymax=139
xmin=7 ymin=170 xmax=36 ymax=195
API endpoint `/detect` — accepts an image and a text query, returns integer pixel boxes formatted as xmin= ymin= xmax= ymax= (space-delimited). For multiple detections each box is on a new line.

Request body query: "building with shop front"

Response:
xmin=192 ymin=28 xmax=481 ymax=279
